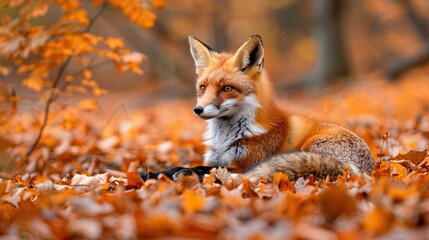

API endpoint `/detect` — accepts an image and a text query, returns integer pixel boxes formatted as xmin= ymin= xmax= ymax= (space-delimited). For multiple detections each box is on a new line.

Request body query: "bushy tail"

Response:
xmin=244 ymin=152 xmax=362 ymax=181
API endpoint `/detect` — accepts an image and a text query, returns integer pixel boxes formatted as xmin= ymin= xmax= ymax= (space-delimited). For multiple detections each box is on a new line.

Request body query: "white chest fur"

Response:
xmin=203 ymin=94 xmax=267 ymax=166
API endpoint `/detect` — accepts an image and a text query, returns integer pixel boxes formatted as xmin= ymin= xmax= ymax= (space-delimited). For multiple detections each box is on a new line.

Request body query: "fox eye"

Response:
xmin=222 ymin=85 xmax=233 ymax=92
xmin=199 ymin=85 xmax=206 ymax=92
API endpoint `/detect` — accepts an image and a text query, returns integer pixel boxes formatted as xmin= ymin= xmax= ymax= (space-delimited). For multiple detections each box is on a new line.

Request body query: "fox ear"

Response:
xmin=188 ymin=36 xmax=217 ymax=74
xmin=234 ymin=35 xmax=264 ymax=72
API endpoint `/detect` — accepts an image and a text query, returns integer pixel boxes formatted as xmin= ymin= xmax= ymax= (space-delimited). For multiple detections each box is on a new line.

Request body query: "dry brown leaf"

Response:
xmin=390 ymin=162 xmax=408 ymax=179
xmin=392 ymin=149 xmax=428 ymax=165
xmin=126 ymin=172 xmax=144 ymax=189
xmin=319 ymin=184 xmax=357 ymax=223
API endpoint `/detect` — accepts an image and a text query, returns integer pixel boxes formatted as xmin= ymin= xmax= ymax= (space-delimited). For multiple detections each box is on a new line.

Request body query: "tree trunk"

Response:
xmin=307 ymin=0 xmax=349 ymax=88
xmin=386 ymin=0 xmax=429 ymax=80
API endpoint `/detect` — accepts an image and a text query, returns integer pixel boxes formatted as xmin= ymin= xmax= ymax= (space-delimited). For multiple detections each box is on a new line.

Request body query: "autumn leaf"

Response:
xmin=181 ymin=188 xmax=205 ymax=214
xmin=392 ymin=149 xmax=428 ymax=165
xmin=0 ymin=65 xmax=9 ymax=76
xmin=93 ymin=87 xmax=108 ymax=96
xmin=126 ymin=172 xmax=144 ymax=189
xmin=318 ymin=184 xmax=357 ymax=223
xmin=22 ymin=76 xmax=44 ymax=91
xmin=362 ymin=207 xmax=393 ymax=235
xmin=137 ymin=212 xmax=180 ymax=238
xmin=241 ymin=178 xmax=258 ymax=198
xmin=273 ymin=172 xmax=292 ymax=192
xmin=78 ymin=99 xmax=99 ymax=112
xmin=105 ymin=37 xmax=124 ymax=49
xmin=390 ymin=162 xmax=408 ymax=179
xmin=70 ymin=173 xmax=108 ymax=193
xmin=83 ymin=69 xmax=92 ymax=79
xmin=152 ymin=0 xmax=165 ymax=9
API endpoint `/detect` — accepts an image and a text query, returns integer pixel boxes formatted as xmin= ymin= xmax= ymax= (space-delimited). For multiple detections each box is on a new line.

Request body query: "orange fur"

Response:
xmin=189 ymin=35 xmax=375 ymax=179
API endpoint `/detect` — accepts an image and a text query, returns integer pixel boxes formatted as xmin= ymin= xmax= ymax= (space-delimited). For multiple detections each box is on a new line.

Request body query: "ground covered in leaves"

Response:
xmin=1 ymin=75 xmax=429 ymax=239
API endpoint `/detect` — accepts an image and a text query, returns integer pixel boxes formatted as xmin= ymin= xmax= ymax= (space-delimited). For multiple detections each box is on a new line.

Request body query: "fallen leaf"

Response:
xmin=126 ymin=172 xmax=144 ymax=189
xmin=181 ymin=188 xmax=205 ymax=214
xmin=390 ymin=162 xmax=408 ymax=179
xmin=70 ymin=173 xmax=108 ymax=192
xmin=68 ymin=218 xmax=103 ymax=239
xmin=392 ymin=149 xmax=428 ymax=165
xmin=362 ymin=207 xmax=393 ymax=235
xmin=319 ymin=184 xmax=357 ymax=223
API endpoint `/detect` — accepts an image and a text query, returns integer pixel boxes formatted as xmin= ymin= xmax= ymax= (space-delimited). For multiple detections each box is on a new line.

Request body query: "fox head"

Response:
xmin=188 ymin=35 xmax=265 ymax=120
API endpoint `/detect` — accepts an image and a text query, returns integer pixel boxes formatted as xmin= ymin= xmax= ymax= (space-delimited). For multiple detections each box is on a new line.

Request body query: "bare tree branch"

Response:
xmin=25 ymin=4 xmax=108 ymax=157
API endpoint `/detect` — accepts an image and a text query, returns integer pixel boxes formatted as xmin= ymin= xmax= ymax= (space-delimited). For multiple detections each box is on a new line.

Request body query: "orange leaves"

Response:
xmin=105 ymin=37 xmax=125 ymax=50
xmin=126 ymin=172 xmax=144 ymax=189
xmin=121 ymin=51 xmax=145 ymax=75
xmin=318 ymin=184 xmax=357 ymax=223
xmin=1 ymin=101 xmax=429 ymax=238
xmin=43 ymin=33 xmax=102 ymax=60
xmin=19 ymin=2 xmax=49 ymax=19
xmin=152 ymin=0 xmax=165 ymax=10
xmin=362 ymin=207 xmax=393 ymax=235
xmin=0 ymin=65 xmax=9 ymax=76
xmin=1 ymin=0 xmax=155 ymax=104
xmin=0 ymin=203 xmax=17 ymax=226
xmin=54 ymin=0 xmax=80 ymax=11
xmin=78 ymin=99 xmax=100 ymax=112
xmin=59 ymin=9 xmax=89 ymax=26
xmin=137 ymin=212 xmax=180 ymax=237
xmin=108 ymin=0 xmax=159 ymax=29
xmin=389 ymin=162 xmax=408 ymax=179
xmin=22 ymin=76 xmax=45 ymax=91
xmin=273 ymin=172 xmax=292 ymax=191
xmin=392 ymin=149 xmax=428 ymax=165
xmin=181 ymin=188 xmax=205 ymax=213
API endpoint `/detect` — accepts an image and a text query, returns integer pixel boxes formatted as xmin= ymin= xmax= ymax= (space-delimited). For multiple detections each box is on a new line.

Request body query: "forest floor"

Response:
xmin=1 ymin=72 xmax=429 ymax=239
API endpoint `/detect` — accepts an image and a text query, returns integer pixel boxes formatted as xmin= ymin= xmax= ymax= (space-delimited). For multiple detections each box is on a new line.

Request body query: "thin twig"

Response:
xmin=84 ymin=103 xmax=130 ymax=152
xmin=25 ymin=57 xmax=72 ymax=157
xmin=404 ymin=158 xmax=428 ymax=179
xmin=59 ymin=59 xmax=111 ymax=93
xmin=25 ymin=4 xmax=108 ymax=157
xmin=390 ymin=159 xmax=420 ymax=171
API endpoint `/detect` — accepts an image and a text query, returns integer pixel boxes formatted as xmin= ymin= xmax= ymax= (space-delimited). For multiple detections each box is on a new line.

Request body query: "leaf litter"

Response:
xmin=1 ymin=75 xmax=429 ymax=239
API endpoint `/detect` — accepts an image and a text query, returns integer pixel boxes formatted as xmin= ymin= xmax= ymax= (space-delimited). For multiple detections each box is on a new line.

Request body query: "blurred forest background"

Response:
xmin=3 ymin=0 xmax=429 ymax=108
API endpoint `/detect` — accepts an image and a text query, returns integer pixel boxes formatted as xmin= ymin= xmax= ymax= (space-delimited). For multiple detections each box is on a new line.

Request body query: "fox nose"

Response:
xmin=193 ymin=106 xmax=204 ymax=115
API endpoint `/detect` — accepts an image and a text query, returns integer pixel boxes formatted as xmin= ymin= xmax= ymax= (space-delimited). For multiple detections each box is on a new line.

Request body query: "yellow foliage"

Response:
xmin=78 ymin=99 xmax=100 ymax=112
xmin=181 ymin=188 xmax=205 ymax=213
xmin=363 ymin=207 xmax=393 ymax=235
xmin=390 ymin=162 xmax=408 ymax=179
xmin=105 ymin=37 xmax=125 ymax=49
xmin=152 ymin=0 xmax=165 ymax=10
xmin=22 ymin=76 xmax=44 ymax=92
xmin=83 ymin=69 xmax=92 ymax=79
xmin=1 ymin=0 xmax=158 ymax=94
xmin=109 ymin=0 xmax=158 ymax=28
xmin=93 ymin=87 xmax=108 ymax=96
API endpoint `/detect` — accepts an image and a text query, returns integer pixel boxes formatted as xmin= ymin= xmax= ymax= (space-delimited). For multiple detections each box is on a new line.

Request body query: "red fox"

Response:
xmin=187 ymin=35 xmax=375 ymax=181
